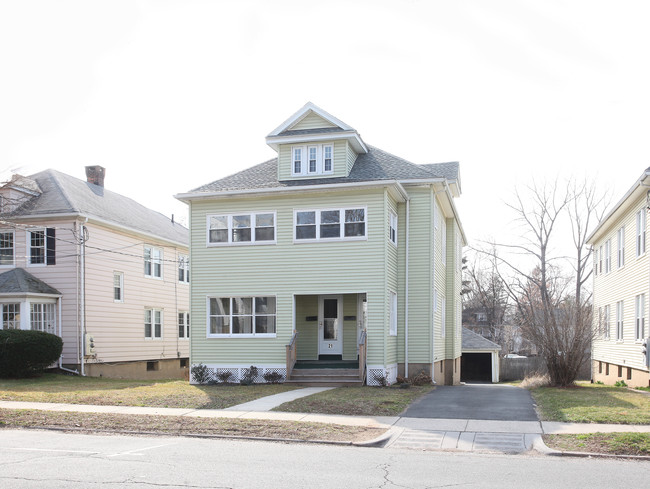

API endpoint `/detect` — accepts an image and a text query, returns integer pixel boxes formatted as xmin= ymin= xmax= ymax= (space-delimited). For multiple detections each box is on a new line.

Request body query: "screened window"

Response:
xmin=616 ymin=300 xmax=624 ymax=341
xmin=29 ymin=230 xmax=45 ymax=265
xmin=0 ymin=231 xmax=14 ymax=266
xmin=637 ymin=210 xmax=646 ymax=257
xmin=144 ymin=246 xmax=162 ymax=278
xmin=635 ymin=294 xmax=645 ymax=341
xmin=389 ymin=212 xmax=398 ymax=246
xmin=2 ymin=303 xmax=20 ymax=329
xmin=178 ymin=311 xmax=190 ymax=338
xmin=145 ymin=309 xmax=162 ymax=339
xmin=617 ymin=227 xmax=625 ymax=268
xmin=293 ymin=147 xmax=302 ymax=174
xmin=114 ymin=272 xmax=124 ymax=302
xmin=30 ymin=303 xmax=56 ymax=334
xmin=208 ymin=296 xmax=276 ymax=337
xmin=208 ymin=213 xmax=276 ymax=245
xmin=291 ymin=144 xmax=334 ymax=175
xmin=308 ymin=146 xmax=317 ymax=173
xmin=178 ymin=255 xmax=189 ymax=283
xmin=295 ymin=208 xmax=366 ymax=242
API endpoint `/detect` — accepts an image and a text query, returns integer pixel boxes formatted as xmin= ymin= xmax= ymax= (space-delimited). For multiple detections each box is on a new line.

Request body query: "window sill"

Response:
xmin=207 ymin=334 xmax=277 ymax=339
xmin=207 ymin=241 xmax=276 ymax=247
xmin=144 ymin=275 xmax=163 ymax=280
xmin=144 ymin=337 xmax=163 ymax=340
xmin=293 ymin=236 xmax=368 ymax=244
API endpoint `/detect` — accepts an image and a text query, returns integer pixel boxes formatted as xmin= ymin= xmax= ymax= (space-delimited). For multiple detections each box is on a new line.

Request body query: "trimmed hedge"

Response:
xmin=0 ymin=329 xmax=63 ymax=378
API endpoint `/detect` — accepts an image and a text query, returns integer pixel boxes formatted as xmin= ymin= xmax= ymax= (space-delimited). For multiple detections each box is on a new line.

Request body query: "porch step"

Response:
xmin=286 ymin=368 xmax=364 ymax=386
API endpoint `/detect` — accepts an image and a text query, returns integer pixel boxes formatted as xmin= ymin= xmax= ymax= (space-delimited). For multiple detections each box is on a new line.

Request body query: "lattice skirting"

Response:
xmin=190 ymin=364 xmax=287 ymax=384
xmin=366 ymin=364 xmax=398 ymax=386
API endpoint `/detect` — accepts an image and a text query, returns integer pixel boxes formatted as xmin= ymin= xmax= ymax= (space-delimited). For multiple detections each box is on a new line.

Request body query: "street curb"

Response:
xmin=538 ymin=434 xmax=650 ymax=461
xmin=353 ymin=426 xmax=401 ymax=448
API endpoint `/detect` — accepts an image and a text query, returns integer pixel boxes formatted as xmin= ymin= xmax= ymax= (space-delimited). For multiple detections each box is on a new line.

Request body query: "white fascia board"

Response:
xmin=6 ymin=212 xmax=188 ymax=249
xmin=0 ymin=292 xmax=62 ymax=299
xmin=266 ymin=131 xmax=368 ymax=154
xmin=425 ymin=181 xmax=468 ymax=246
xmin=267 ymin=102 xmax=354 ymax=136
xmin=176 ymin=180 xmax=409 ymax=203
xmin=587 ymin=169 xmax=650 ymax=244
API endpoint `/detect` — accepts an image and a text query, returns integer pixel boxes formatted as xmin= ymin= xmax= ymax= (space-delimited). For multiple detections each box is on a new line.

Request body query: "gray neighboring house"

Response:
xmin=461 ymin=327 xmax=500 ymax=383
xmin=0 ymin=167 xmax=190 ymax=379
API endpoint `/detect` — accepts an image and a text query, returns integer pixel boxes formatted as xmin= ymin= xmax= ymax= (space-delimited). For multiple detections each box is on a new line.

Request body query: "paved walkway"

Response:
xmin=225 ymin=387 xmax=334 ymax=411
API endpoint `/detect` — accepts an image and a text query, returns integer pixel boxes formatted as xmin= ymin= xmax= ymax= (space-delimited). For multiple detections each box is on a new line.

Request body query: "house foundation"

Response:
xmin=67 ymin=358 xmax=190 ymax=380
xmin=592 ymin=360 xmax=650 ymax=388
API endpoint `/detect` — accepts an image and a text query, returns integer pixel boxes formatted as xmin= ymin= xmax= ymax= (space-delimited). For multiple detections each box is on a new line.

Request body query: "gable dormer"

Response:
xmin=0 ymin=174 xmax=42 ymax=214
xmin=266 ymin=102 xmax=368 ymax=181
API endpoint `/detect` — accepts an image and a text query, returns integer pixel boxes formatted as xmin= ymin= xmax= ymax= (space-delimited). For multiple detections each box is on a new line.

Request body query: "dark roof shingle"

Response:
xmin=0 ymin=268 xmax=61 ymax=295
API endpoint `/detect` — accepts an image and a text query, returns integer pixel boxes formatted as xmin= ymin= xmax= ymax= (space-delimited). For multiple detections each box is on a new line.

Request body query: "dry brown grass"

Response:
xmin=520 ymin=373 xmax=550 ymax=390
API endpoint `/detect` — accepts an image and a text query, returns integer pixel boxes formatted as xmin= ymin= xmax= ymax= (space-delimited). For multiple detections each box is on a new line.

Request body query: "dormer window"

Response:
xmin=291 ymin=144 xmax=334 ymax=176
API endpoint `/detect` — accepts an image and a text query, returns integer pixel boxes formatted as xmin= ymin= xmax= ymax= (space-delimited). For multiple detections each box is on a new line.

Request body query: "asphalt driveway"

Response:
xmin=401 ymin=383 xmax=539 ymax=421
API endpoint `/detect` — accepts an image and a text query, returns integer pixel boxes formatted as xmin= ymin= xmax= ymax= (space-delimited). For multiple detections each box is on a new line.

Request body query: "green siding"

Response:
xmin=296 ymin=295 xmax=318 ymax=360
xmin=292 ymin=112 xmax=337 ymax=130
xmin=277 ymin=140 xmax=348 ymax=181
xmin=346 ymin=142 xmax=357 ymax=175
xmin=189 ymin=189 xmax=388 ymax=366
xmin=433 ymin=197 xmax=447 ymax=362
xmin=342 ymin=294 xmax=358 ymax=360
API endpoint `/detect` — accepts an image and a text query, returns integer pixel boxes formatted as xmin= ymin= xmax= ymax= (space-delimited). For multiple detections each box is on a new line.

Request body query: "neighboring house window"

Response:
xmin=598 ymin=245 xmax=602 ymax=274
xmin=617 ymin=227 xmax=625 ymax=268
xmin=207 ymin=213 xmax=276 ymax=245
xmin=114 ymin=272 xmax=124 ymax=302
xmin=635 ymin=294 xmax=645 ymax=341
xmin=604 ymin=304 xmax=610 ymax=339
xmin=145 ymin=308 xmax=162 ymax=339
xmin=616 ymin=300 xmax=624 ymax=341
xmin=637 ymin=210 xmax=646 ymax=257
xmin=477 ymin=312 xmax=488 ymax=322
xmin=605 ymin=240 xmax=611 ymax=273
xmin=442 ymin=218 xmax=447 ymax=266
xmin=178 ymin=255 xmax=189 ymax=283
xmin=389 ymin=291 xmax=397 ymax=336
xmin=208 ymin=296 xmax=276 ymax=337
xmin=178 ymin=311 xmax=190 ymax=339
xmin=389 ymin=212 xmax=398 ymax=246
xmin=598 ymin=307 xmax=602 ymax=335
xmin=30 ymin=303 xmax=56 ymax=335
xmin=1 ymin=303 xmax=20 ymax=329
xmin=0 ymin=231 xmax=14 ymax=266
xmin=294 ymin=208 xmax=366 ymax=242
xmin=291 ymin=144 xmax=334 ymax=176
xmin=144 ymin=246 xmax=163 ymax=278
xmin=28 ymin=228 xmax=55 ymax=266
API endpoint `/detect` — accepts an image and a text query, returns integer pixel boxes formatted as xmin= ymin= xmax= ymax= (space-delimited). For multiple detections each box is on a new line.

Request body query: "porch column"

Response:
xmin=19 ymin=301 xmax=30 ymax=330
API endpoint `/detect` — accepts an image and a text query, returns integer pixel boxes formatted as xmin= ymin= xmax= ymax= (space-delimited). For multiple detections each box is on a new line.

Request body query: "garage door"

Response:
xmin=461 ymin=353 xmax=492 ymax=382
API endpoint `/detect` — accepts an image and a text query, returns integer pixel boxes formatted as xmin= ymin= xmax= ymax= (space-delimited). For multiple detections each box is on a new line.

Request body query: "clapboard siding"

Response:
xmin=292 ymin=112 xmax=337 ymax=130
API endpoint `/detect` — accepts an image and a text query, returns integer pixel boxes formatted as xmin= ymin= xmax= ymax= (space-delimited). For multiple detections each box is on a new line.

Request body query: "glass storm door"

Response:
xmin=318 ymin=295 xmax=343 ymax=355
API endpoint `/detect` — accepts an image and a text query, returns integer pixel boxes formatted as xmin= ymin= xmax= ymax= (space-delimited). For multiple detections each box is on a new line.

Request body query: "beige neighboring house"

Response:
xmin=588 ymin=168 xmax=650 ymax=387
xmin=0 ymin=166 xmax=190 ymax=379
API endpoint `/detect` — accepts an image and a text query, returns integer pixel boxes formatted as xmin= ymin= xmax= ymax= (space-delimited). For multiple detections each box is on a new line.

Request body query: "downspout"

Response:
xmin=80 ymin=220 xmax=87 ymax=376
xmin=405 ymin=197 xmax=410 ymax=378
xmin=57 ymin=295 xmax=77 ymax=374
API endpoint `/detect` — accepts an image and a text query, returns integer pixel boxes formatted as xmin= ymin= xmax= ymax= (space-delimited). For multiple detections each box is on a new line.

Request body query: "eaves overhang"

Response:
xmin=265 ymin=130 xmax=368 ymax=154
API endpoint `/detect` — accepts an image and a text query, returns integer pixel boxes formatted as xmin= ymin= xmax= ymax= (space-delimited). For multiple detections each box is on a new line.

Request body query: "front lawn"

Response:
xmin=0 ymin=374 xmax=297 ymax=409
xmin=531 ymin=383 xmax=650 ymax=424
xmin=274 ymin=385 xmax=435 ymax=416
xmin=544 ymin=433 xmax=650 ymax=456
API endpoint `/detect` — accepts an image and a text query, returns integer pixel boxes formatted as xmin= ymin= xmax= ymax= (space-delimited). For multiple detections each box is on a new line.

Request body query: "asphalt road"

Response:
xmin=0 ymin=429 xmax=647 ymax=489
xmin=401 ymin=383 xmax=539 ymax=421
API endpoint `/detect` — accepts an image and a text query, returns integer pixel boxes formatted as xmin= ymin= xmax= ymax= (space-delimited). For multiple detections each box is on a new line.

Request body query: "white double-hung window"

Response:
xmin=145 ymin=308 xmax=162 ymax=339
xmin=389 ymin=212 xmax=398 ymax=246
xmin=637 ymin=209 xmax=646 ymax=257
xmin=291 ymin=143 xmax=334 ymax=176
xmin=208 ymin=296 xmax=276 ymax=337
xmin=294 ymin=207 xmax=366 ymax=242
xmin=616 ymin=300 xmax=624 ymax=341
xmin=144 ymin=246 xmax=162 ymax=278
xmin=207 ymin=212 xmax=276 ymax=246
xmin=0 ymin=231 xmax=14 ymax=267
xmin=617 ymin=227 xmax=625 ymax=268
xmin=635 ymin=294 xmax=645 ymax=341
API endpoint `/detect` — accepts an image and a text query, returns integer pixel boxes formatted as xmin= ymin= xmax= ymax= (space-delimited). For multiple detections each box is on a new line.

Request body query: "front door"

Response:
xmin=318 ymin=295 xmax=343 ymax=356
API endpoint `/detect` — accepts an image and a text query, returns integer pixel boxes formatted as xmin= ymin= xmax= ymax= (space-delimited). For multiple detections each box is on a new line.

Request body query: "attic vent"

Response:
xmin=85 ymin=166 xmax=106 ymax=187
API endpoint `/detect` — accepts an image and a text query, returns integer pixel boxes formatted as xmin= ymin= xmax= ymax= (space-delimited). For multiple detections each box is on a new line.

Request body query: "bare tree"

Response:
xmin=482 ymin=179 xmax=606 ymax=386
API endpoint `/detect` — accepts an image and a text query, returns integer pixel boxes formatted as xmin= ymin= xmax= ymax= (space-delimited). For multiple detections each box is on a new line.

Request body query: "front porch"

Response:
xmin=285 ymin=293 xmax=367 ymax=386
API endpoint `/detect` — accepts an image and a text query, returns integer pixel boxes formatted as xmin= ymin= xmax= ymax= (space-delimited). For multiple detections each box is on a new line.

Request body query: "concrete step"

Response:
xmin=284 ymin=378 xmax=364 ymax=387
xmin=291 ymin=368 xmax=359 ymax=376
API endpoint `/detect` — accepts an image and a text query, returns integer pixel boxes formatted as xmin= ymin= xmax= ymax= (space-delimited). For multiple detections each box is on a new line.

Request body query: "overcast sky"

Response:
xmin=2 ymin=0 xmax=649 ymax=258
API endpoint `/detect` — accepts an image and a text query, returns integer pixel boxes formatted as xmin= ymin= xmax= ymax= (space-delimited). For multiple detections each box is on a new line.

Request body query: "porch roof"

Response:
xmin=0 ymin=268 xmax=62 ymax=296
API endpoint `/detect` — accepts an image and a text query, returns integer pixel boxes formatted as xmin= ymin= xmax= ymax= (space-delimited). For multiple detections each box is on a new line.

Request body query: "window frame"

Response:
xmin=1 ymin=302 xmax=20 ymax=329
xmin=206 ymin=212 xmax=277 ymax=247
xmin=27 ymin=228 xmax=46 ymax=266
xmin=0 ymin=230 xmax=14 ymax=268
xmin=178 ymin=254 xmax=190 ymax=283
xmin=617 ymin=227 xmax=625 ymax=269
xmin=604 ymin=304 xmax=610 ymax=339
xmin=206 ymin=296 xmax=277 ymax=338
xmin=291 ymin=143 xmax=335 ymax=176
xmin=389 ymin=291 xmax=397 ymax=336
xmin=293 ymin=207 xmax=367 ymax=243
xmin=144 ymin=245 xmax=163 ymax=279
xmin=616 ymin=300 xmax=624 ymax=341
xmin=144 ymin=308 xmax=163 ymax=340
xmin=113 ymin=271 xmax=124 ymax=303
xmin=605 ymin=239 xmax=611 ymax=273
xmin=178 ymin=311 xmax=190 ymax=339
xmin=637 ymin=209 xmax=646 ymax=257
xmin=389 ymin=211 xmax=398 ymax=246
xmin=30 ymin=302 xmax=56 ymax=335
xmin=635 ymin=294 xmax=645 ymax=341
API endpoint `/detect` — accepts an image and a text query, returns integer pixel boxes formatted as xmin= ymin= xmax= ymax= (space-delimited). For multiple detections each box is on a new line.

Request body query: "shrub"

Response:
xmin=217 ymin=371 xmax=234 ymax=384
xmin=240 ymin=366 xmax=259 ymax=385
xmin=410 ymin=370 xmax=433 ymax=386
xmin=263 ymin=371 xmax=283 ymax=384
xmin=372 ymin=372 xmax=388 ymax=387
xmin=614 ymin=380 xmax=628 ymax=387
xmin=521 ymin=373 xmax=550 ymax=389
xmin=0 ymin=329 xmax=63 ymax=378
xmin=190 ymin=363 xmax=213 ymax=384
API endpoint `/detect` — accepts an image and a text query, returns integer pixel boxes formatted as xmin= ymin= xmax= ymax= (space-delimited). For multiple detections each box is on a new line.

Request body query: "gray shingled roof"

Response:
xmin=191 ymin=145 xmax=459 ymax=193
xmin=0 ymin=268 xmax=61 ymax=295
xmin=5 ymin=170 xmax=188 ymax=245
xmin=462 ymin=328 xmax=501 ymax=351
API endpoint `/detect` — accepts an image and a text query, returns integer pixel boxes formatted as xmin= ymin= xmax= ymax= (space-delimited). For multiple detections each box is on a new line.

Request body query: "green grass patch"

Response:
xmin=531 ymin=382 xmax=650 ymax=424
xmin=273 ymin=385 xmax=435 ymax=416
xmin=634 ymin=386 xmax=650 ymax=392
xmin=544 ymin=433 xmax=650 ymax=456
xmin=0 ymin=373 xmax=297 ymax=409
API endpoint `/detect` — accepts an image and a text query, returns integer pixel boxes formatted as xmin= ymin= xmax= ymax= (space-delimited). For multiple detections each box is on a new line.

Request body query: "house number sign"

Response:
xmin=328 ymin=344 xmax=333 ymax=349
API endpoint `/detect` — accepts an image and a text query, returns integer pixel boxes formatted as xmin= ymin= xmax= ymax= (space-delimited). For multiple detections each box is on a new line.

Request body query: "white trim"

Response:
xmin=389 ymin=211 xmax=398 ymax=247
xmin=389 ymin=290 xmax=397 ymax=336
xmin=206 ymin=211 xmax=277 ymax=247
xmin=0 ymin=229 xmax=15 ymax=268
xmin=267 ymin=102 xmax=354 ymax=136
xmin=113 ymin=271 xmax=124 ymax=303
xmin=26 ymin=228 xmax=46 ymax=267
xmin=294 ymin=206 xmax=367 ymax=243
xmin=144 ymin=245 xmax=163 ymax=279
xmin=291 ymin=143 xmax=335 ymax=177
xmin=144 ymin=308 xmax=163 ymax=340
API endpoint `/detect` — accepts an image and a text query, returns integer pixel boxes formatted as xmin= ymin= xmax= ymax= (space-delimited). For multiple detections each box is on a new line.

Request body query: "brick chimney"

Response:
xmin=85 ymin=166 xmax=106 ymax=187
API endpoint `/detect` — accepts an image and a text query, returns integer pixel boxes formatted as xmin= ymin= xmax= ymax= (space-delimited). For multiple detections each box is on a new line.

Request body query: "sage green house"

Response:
xmin=176 ymin=103 xmax=466 ymax=385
